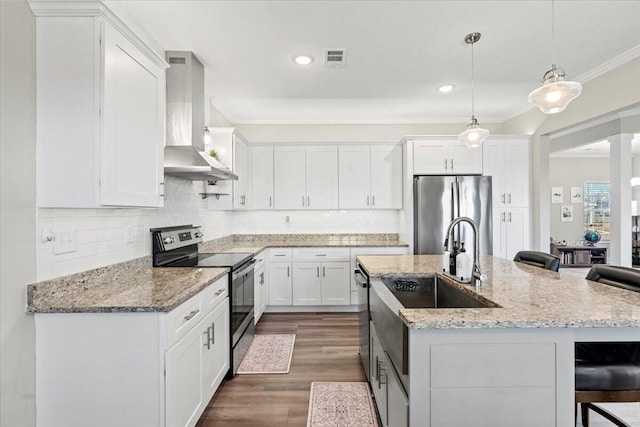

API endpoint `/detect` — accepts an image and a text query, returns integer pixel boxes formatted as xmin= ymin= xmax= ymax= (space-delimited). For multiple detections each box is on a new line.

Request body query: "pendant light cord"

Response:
xmin=471 ymin=38 xmax=475 ymax=119
xmin=551 ymin=0 xmax=556 ymax=68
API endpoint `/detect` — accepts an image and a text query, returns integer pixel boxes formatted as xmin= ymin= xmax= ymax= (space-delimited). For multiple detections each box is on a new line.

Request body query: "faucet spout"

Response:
xmin=443 ymin=216 xmax=486 ymax=286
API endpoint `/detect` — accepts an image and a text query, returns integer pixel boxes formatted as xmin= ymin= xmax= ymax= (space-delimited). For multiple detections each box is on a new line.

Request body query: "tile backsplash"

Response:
xmin=36 ymin=177 xmax=400 ymax=280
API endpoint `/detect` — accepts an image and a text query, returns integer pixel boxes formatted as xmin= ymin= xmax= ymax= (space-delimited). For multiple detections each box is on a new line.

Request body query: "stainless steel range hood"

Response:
xmin=164 ymin=51 xmax=237 ymax=181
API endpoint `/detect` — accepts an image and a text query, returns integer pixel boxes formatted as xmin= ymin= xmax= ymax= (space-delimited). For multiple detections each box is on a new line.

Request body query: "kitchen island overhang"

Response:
xmin=357 ymin=254 xmax=640 ymax=427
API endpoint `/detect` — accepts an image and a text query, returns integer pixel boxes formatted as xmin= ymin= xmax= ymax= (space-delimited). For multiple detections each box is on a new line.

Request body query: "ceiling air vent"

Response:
xmin=324 ymin=49 xmax=347 ymax=68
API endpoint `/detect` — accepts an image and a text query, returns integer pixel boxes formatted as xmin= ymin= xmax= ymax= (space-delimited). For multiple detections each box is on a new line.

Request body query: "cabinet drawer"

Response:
xmin=293 ymin=247 xmax=350 ymax=261
xmin=254 ymin=250 xmax=266 ymax=268
xmin=166 ymin=293 xmax=204 ymax=348
xmin=269 ymin=248 xmax=292 ymax=262
xmin=430 ymin=343 xmax=556 ymax=388
xmin=201 ymin=276 xmax=229 ymax=313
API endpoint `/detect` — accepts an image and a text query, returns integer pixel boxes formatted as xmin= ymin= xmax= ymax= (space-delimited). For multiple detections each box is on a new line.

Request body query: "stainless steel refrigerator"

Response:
xmin=414 ymin=175 xmax=493 ymax=255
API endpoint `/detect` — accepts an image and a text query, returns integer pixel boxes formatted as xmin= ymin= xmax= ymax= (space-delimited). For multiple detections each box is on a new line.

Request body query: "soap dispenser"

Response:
xmin=449 ymin=241 xmax=459 ymax=276
xmin=456 ymin=242 xmax=471 ymax=281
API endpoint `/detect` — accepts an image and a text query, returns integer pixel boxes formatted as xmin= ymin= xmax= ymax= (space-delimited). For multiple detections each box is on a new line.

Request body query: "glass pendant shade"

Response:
xmin=459 ymin=117 xmax=489 ymax=148
xmin=529 ymin=65 xmax=582 ymax=114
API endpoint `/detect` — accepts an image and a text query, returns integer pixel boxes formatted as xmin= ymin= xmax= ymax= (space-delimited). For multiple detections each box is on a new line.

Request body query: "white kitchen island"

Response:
xmin=358 ymin=254 xmax=640 ymax=427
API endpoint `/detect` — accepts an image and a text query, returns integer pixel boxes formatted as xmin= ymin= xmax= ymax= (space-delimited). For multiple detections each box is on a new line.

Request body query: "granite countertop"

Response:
xmin=27 ymin=257 xmax=228 ymax=313
xmin=357 ymin=254 xmax=640 ymax=330
xmin=200 ymin=233 xmax=408 ymax=253
xmin=28 ymin=233 xmax=407 ymax=314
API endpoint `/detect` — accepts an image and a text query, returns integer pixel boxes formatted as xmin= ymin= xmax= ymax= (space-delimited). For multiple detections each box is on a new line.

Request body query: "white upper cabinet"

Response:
xmin=207 ymin=128 xmax=250 ymax=210
xmin=413 ymin=138 xmax=482 ymax=175
xmin=251 ymin=146 xmax=274 ymax=210
xmin=32 ymin=5 xmax=168 ymax=208
xmin=274 ymin=145 xmax=338 ymax=210
xmin=338 ymin=144 xmax=402 ymax=209
xmin=482 ymin=136 xmax=530 ymax=208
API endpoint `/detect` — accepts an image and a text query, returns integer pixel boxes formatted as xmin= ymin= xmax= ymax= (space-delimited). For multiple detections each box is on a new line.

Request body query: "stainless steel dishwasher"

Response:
xmin=354 ymin=261 xmax=371 ymax=381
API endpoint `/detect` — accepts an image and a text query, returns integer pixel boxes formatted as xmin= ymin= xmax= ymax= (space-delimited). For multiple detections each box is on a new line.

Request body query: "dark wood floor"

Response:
xmin=196 ymin=313 xmax=366 ymax=427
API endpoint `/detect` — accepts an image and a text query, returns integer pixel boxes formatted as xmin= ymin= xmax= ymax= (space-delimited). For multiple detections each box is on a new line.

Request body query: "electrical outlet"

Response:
xmin=53 ymin=231 xmax=77 ymax=255
xmin=126 ymin=226 xmax=134 ymax=243
xmin=364 ymin=214 xmax=372 ymax=228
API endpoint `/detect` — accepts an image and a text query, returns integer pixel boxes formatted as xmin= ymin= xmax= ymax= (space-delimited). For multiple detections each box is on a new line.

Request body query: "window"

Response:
xmin=583 ymin=182 xmax=610 ymax=239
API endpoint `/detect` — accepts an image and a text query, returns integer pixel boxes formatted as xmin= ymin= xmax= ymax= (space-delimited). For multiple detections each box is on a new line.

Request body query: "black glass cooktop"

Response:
xmin=166 ymin=252 xmax=253 ymax=269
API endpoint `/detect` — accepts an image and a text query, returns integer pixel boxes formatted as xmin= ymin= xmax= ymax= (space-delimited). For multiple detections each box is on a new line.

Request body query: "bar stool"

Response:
xmin=575 ymin=265 xmax=640 ymax=427
xmin=513 ymin=250 xmax=561 ymax=272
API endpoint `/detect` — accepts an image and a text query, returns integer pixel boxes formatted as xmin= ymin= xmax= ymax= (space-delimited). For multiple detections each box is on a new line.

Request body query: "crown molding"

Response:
xmin=576 ymin=44 xmax=640 ymax=83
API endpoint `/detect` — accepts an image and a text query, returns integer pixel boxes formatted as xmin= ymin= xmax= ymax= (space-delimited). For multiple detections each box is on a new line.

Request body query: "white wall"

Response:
xmin=0 ymin=1 xmax=37 ymax=425
xmin=549 ymin=157 xmax=610 ymax=243
xmin=37 ymin=177 xmax=233 ymax=280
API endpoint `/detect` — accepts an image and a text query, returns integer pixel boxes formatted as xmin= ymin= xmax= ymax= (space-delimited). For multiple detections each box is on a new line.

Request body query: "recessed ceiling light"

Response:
xmin=437 ymin=84 xmax=455 ymax=93
xmin=293 ymin=55 xmax=314 ymax=65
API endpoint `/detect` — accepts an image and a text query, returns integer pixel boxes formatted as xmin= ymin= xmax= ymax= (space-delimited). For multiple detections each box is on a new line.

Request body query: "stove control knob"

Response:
xmin=194 ymin=232 xmax=203 ymax=238
xmin=163 ymin=237 xmax=175 ymax=244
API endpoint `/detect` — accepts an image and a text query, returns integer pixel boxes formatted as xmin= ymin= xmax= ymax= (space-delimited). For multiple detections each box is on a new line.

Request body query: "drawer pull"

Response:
xmin=274 ymin=254 xmax=286 ymax=257
xmin=214 ymin=289 xmax=225 ymax=297
xmin=184 ymin=309 xmax=200 ymax=322
xmin=315 ymin=254 xmax=327 ymax=257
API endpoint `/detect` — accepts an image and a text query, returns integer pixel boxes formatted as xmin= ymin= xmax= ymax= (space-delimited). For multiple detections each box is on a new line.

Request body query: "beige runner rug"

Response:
xmin=307 ymin=382 xmax=378 ymax=427
xmin=237 ymin=334 xmax=295 ymax=374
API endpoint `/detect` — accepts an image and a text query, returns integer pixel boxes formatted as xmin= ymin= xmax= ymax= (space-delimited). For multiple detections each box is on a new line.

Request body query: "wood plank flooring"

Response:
xmin=196 ymin=313 xmax=365 ymax=427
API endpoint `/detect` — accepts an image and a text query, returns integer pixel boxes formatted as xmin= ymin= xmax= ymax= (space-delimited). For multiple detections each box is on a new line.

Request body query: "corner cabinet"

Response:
xmin=338 ymin=144 xmax=403 ymax=209
xmin=34 ymin=276 xmax=229 ymax=427
xmin=31 ymin=3 xmax=168 ymax=208
xmin=413 ymin=138 xmax=482 ymax=175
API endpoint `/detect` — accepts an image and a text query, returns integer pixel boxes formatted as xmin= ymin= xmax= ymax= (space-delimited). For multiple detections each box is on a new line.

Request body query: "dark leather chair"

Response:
xmin=513 ymin=250 xmax=561 ymax=272
xmin=575 ymin=265 xmax=640 ymax=427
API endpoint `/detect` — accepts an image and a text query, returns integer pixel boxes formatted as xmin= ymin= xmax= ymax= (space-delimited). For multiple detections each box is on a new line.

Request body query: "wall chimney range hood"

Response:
xmin=164 ymin=51 xmax=237 ymax=181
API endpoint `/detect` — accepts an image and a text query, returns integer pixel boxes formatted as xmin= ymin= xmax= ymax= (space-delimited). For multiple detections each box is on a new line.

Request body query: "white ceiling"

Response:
xmin=119 ymin=0 xmax=640 ymax=125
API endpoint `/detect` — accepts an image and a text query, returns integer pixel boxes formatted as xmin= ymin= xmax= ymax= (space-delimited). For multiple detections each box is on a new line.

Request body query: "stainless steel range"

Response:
xmin=150 ymin=225 xmax=255 ymax=377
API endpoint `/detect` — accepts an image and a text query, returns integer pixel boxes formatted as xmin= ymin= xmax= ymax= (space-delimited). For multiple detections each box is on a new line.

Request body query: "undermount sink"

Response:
xmin=381 ymin=277 xmax=499 ymax=309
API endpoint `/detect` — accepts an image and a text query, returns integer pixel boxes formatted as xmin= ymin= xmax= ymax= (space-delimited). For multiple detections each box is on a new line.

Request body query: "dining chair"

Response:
xmin=575 ymin=265 xmax=640 ymax=427
xmin=513 ymin=250 xmax=561 ymax=272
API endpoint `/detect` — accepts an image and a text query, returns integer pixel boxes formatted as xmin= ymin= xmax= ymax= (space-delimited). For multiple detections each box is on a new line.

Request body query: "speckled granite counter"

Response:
xmin=27 ymin=233 xmax=406 ymax=314
xmin=357 ymin=254 xmax=640 ymax=329
xmin=27 ymin=257 xmax=228 ymax=313
xmin=199 ymin=233 xmax=408 ymax=253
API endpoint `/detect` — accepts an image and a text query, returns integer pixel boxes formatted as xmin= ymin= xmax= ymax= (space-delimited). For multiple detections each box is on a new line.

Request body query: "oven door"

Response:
xmin=231 ymin=259 xmax=255 ymax=344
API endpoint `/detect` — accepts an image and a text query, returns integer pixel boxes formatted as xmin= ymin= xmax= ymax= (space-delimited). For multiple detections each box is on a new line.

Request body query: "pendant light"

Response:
xmin=459 ymin=32 xmax=489 ymax=148
xmin=528 ymin=0 xmax=582 ymax=114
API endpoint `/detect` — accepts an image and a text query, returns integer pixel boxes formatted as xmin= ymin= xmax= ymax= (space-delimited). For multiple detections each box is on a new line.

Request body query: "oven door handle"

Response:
xmin=354 ymin=269 xmax=369 ymax=288
xmin=233 ymin=259 xmax=256 ymax=279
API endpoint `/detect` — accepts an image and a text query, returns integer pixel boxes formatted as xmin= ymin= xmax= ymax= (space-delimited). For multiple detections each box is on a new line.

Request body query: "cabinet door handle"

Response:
xmin=501 ymin=193 xmax=506 ymax=204
xmin=307 ymin=196 xmax=310 ymax=207
xmin=302 ymin=196 xmax=305 ymax=207
xmin=444 ymin=159 xmax=448 ymax=171
xmin=203 ymin=327 xmax=211 ymax=350
xmin=450 ymin=158 xmax=454 ymax=170
xmin=367 ymin=195 xmax=370 ymax=206
xmin=507 ymin=193 xmax=512 ymax=204
xmin=287 ymin=266 xmax=290 ymax=277
xmin=269 ymin=196 xmax=272 ymax=207
xmin=184 ymin=309 xmax=199 ymax=322
xmin=159 ymin=181 xmax=165 ymax=197
xmin=260 ymin=272 xmax=264 ymax=285
xmin=372 ymin=195 xmax=375 ymax=206
xmin=379 ymin=367 xmax=387 ymax=386
xmin=210 ymin=322 xmax=215 ymax=345
xmin=322 ymin=266 xmax=325 ymax=277
xmin=502 ymin=212 xmax=506 ymax=222
xmin=508 ymin=212 xmax=512 ymax=223
xmin=375 ymin=356 xmax=380 ymax=381
xmin=317 ymin=266 xmax=320 ymax=277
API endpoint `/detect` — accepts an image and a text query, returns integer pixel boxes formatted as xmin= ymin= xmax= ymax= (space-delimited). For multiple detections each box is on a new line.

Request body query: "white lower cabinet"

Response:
xmin=34 ymin=276 xmax=229 ymax=427
xmin=268 ymin=249 xmax=293 ymax=305
xmin=293 ymin=262 xmax=322 ymax=305
xmin=254 ymin=252 xmax=267 ymax=323
xmin=292 ymin=248 xmax=350 ymax=306
xmin=166 ymin=301 xmax=228 ymax=427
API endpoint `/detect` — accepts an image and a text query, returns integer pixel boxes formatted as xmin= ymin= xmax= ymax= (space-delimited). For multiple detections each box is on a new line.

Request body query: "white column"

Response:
xmin=609 ymin=133 xmax=633 ymax=266
xmin=534 ymin=135 xmax=551 ymax=251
